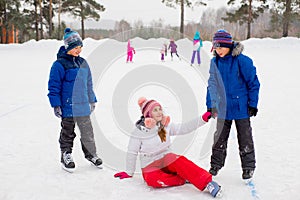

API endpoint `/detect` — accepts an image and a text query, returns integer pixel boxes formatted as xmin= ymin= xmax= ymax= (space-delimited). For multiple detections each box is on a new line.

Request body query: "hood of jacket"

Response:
xmin=56 ymin=46 xmax=86 ymax=70
xmin=213 ymin=41 xmax=244 ymax=57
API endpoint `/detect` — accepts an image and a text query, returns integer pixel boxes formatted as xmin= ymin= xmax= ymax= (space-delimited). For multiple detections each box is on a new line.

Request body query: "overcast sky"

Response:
xmin=98 ymin=0 xmax=228 ymax=26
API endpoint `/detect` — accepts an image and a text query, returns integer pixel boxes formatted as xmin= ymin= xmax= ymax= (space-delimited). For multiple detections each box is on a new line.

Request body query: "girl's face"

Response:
xmin=151 ymin=105 xmax=163 ymax=122
xmin=67 ymin=46 xmax=82 ymax=57
xmin=215 ymin=47 xmax=230 ymax=57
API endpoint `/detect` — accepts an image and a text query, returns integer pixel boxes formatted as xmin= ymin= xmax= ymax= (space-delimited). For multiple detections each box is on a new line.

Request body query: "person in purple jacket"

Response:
xmin=168 ymin=38 xmax=181 ymax=61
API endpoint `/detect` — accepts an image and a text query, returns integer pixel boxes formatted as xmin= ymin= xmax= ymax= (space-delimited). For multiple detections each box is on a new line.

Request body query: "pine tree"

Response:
xmin=61 ymin=0 xmax=105 ymax=39
xmin=0 ymin=0 xmax=23 ymax=43
xmin=223 ymin=0 xmax=268 ymax=39
xmin=271 ymin=0 xmax=300 ymax=37
xmin=162 ymin=0 xmax=206 ymax=38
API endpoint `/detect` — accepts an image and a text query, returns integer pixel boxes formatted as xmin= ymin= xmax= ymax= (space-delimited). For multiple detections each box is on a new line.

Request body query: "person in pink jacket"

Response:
xmin=114 ymin=97 xmax=222 ymax=198
xmin=126 ymin=39 xmax=136 ymax=63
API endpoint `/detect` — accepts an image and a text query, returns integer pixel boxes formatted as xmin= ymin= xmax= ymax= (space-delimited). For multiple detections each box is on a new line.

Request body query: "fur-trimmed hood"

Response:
xmin=213 ymin=41 xmax=244 ymax=57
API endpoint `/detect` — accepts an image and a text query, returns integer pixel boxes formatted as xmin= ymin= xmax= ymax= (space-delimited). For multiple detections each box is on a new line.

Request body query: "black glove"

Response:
xmin=54 ymin=106 xmax=62 ymax=118
xmin=207 ymin=107 xmax=218 ymax=119
xmin=248 ymin=106 xmax=258 ymax=117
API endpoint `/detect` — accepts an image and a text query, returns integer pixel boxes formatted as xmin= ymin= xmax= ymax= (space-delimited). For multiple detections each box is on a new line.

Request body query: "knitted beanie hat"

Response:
xmin=212 ymin=29 xmax=233 ymax=49
xmin=138 ymin=97 xmax=170 ymax=129
xmin=63 ymin=28 xmax=83 ymax=52
xmin=194 ymin=31 xmax=200 ymax=40
xmin=138 ymin=97 xmax=161 ymax=118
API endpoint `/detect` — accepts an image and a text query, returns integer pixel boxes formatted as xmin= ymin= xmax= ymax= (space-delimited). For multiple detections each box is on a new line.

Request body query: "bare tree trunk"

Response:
xmin=34 ymin=0 xmax=39 ymax=40
xmin=282 ymin=0 xmax=291 ymax=37
xmin=3 ymin=2 xmax=9 ymax=43
xmin=180 ymin=0 xmax=184 ymax=38
xmin=58 ymin=0 xmax=61 ymax=39
xmin=80 ymin=2 xmax=85 ymax=39
xmin=81 ymin=17 xmax=85 ymax=39
xmin=38 ymin=0 xmax=43 ymax=39
xmin=247 ymin=0 xmax=252 ymax=39
xmin=49 ymin=0 xmax=53 ymax=37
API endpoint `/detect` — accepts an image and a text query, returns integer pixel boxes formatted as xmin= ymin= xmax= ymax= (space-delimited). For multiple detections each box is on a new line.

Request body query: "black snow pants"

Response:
xmin=210 ymin=118 xmax=256 ymax=170
xmin=59 ymin=116 xmax=97 ymax=158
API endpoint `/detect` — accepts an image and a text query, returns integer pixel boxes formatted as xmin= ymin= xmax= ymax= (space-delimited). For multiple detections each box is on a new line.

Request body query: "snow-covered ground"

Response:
xmin=0 ymin=36 xmax=299 ymax=200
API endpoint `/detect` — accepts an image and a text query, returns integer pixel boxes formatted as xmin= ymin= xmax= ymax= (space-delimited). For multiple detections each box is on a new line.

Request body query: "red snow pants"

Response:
xmin=141 ymin=153 xmax=212 ymax=191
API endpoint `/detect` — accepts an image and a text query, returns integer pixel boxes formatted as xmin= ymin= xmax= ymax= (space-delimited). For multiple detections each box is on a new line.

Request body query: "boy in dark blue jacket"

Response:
xmin=48 ymin=28 xmax=102 ymax=172
xmin=206 ymin=30 xmax=260 ymax=181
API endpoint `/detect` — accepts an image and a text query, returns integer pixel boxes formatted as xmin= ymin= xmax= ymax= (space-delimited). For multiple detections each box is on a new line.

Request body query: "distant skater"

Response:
xmin=191 ymin=31 xmax=203 ymax=66
xmin=127 ymin=39 xmax=136 ymax=63
xmin=160 ymin=43 xmax=166 ymax=62
xmin=168 ymin=38 xmax=180 ymax=61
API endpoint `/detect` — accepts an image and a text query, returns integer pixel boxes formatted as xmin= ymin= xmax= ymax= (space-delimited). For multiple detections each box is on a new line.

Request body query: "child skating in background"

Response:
xmin=191 ymin=31 xmax=203 ymax=66
xmin=160 ymin=43 xmax=166 ymax=62
xmin=168 ymin=38 xmax=181 ymax=61
xmin=114 ymin=97 xmax=222 ymax=198
xmin=126 ymin=39 xmax=136 ymax=63
xmin=47 ymin=28 xmax=102 ymax=173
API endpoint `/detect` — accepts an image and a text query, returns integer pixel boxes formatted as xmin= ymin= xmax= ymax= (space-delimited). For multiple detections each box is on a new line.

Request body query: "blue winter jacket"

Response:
xmin=48 ymin=46 xmax=97 ymax=117
xmin=206 ymin=42 xmax=260 ymax=120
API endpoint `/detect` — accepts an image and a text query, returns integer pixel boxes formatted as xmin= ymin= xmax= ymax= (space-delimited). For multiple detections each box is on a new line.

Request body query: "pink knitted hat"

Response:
xmin=138 ymin=97 xmax=170 ymax=129
xmin=138 ymin=97 xmax=161 ymax=118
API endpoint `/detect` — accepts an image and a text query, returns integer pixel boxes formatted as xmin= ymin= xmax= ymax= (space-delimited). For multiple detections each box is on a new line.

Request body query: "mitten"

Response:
xmin=161 ymin=115 xmax=170 ymax=127
xmin=90 ymin=102 xmax=96 ymax=112
xmin=207 ymin=107 xmax=218 ymax=119
xmin=54 ymin=106 xmax=62 ymax=118
xmin=114 ymin=172 xmax=132 ymax=179
xmin=202 ymin=112 xmax=212 ymax=122
xmin=248 ymin=106 xmax=258 ymax=117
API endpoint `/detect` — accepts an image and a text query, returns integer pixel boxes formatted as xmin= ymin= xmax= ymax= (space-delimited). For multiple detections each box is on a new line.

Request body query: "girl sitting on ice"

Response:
xmin=114 ymin=97 xmax=222 ymax=198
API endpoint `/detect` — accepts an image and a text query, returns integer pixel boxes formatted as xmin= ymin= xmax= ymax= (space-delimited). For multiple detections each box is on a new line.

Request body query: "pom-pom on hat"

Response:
xmin=212 ymin=29 xmax=233 ymax=49
xmin=63 ymin=28 xmax=83 ymax=52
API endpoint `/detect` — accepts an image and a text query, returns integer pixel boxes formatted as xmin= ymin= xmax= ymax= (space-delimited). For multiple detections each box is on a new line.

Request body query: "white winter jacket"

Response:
xmin=126 ymin=117 xmax=207 ymax=176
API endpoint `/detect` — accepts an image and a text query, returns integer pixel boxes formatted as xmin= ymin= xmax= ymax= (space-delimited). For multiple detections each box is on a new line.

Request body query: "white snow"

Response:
xmin=0 ymin=36 xmax=299 ymax=200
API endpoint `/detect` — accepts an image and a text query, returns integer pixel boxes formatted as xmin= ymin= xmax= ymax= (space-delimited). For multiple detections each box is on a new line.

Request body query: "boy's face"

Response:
xmin=67 ymin=46 xmax=82 ymax=57
xmin=215 ymin=47 xmax=230 ymax=57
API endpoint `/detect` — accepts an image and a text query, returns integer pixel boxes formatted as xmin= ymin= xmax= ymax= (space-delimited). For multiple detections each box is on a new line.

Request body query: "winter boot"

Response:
xmin=61 ymin=151 xmax=75 ymax=173
xmin=209 ymin=166 xmax=220 ymax=176
xmin=86 ymin=155 xmax=103 ymax=168
xmin=242 ymin=169 xmax=254 ymax=180
xmin=206 ymin=181 xmax=223 ymax=198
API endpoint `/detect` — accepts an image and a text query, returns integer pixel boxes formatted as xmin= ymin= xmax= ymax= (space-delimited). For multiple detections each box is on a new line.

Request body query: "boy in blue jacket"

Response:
xmin=48 ymin=28 xmax=102 ymax=172
xmin=206 ymin=30 xmax=260 ymax=181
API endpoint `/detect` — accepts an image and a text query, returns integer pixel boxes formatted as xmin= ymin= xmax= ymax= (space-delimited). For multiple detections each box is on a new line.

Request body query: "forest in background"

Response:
xmin=0 ymin=0 xmax=299 ymax=43
xmin=83 ymin=6 xmax=300 ymax=42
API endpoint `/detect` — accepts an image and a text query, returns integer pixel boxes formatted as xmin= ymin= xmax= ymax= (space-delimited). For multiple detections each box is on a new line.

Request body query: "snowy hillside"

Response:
xmin=0 ymin=37 xmax=300 ymax=200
